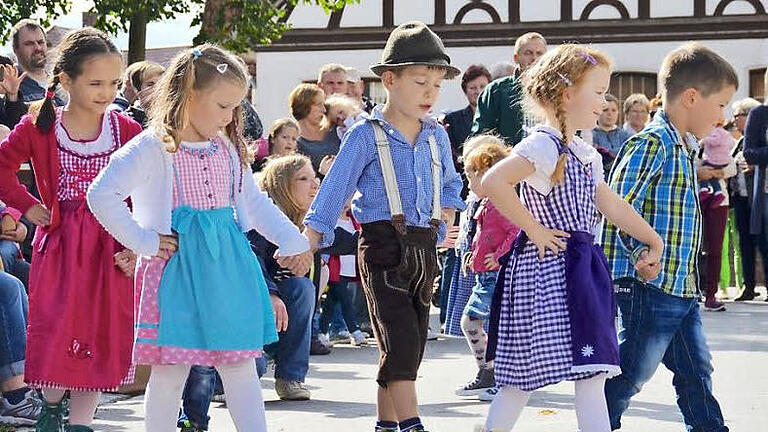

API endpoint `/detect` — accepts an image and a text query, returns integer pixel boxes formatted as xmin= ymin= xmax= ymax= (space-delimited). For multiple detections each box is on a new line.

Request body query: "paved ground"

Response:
xmin=15 ymin=300 xmax=768 ymax=431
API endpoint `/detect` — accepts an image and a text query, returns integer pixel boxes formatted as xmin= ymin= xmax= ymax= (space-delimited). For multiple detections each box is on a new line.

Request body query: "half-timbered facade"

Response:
xmin=253 ymin=0 xmax=768 ymax=127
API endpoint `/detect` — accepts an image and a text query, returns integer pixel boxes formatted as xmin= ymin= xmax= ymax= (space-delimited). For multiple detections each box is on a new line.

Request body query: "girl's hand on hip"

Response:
xmin=270 ymin=294 xmax=289 ymax=332
xmin=23 ymin=203 xmax=51 ymax=226
xmin=156 ymin=233 xmax=179 ymax=260
xmin=528 ymin=224 xmax=569 ymax=260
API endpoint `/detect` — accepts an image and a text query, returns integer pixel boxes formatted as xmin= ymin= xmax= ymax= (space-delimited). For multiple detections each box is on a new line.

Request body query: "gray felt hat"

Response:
xmin=370 ymin=21 xmax=460 ymax=79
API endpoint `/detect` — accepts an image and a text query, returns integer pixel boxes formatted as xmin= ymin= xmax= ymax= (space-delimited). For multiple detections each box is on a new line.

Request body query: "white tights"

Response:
xmin=43 ymin=389 xmax=100 ymax=426
xmin=484 ymin=375 xmax=610 ymax=432
xmin=144 ymin=360 xmax=266 ymax=432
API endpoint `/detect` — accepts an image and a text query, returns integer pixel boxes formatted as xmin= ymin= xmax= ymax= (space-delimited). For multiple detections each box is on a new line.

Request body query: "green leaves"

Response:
xmin=0 ymin=0 xmax=71 ymax=44
xmin=0 ymin=0 xmax=360 ymax=54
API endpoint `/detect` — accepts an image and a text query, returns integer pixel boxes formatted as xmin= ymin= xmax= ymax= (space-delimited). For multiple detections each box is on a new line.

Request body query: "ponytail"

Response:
xmin=35 ymin=75 xmax=60 ymax=132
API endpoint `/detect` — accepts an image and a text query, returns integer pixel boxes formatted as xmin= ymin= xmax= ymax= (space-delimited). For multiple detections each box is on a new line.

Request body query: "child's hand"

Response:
xmin=0 ymin=215 xmax=25 ymax=242
xmin=635 ymin=243 xmax=663 ymax=281
xmin=319 ymin=155 xmax=335 ymax=176
xmin=23 ymin=203 xmax=51 ymax=227
xmin=270 ymin=293 xmax=289 ymax=332
xmin=114 ymin=249 xmax=137 ymax=278
xmin=483 ymin=253 xmax=499 ymax=270
xmin=156 ymin=233 xmax=179 ymax=260
xmin=440 ymin=208 xmax=456 ymax=227
xmin=303 ymin=228 xmax=322 ymax=251
xmin=438 ymin=225 xmax=459 ymax=248
xmin=276 ymin=249 xmax=313 ymax=276
xmin=528 ymin=224 xmax=569 ymax=260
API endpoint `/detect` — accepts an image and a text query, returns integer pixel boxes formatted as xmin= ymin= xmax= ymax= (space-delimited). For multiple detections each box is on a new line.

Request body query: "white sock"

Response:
xmin=484 ymin=385 xmax=530 ymax=431
xmin=68 ymin=391 xmax=101 ymax=426
xmin=217 ymin=360 xmax=267 ymax=432
xmin=574 ymin=375 xmax=610 ymax=432
xmin=144 ymin=364 xmax=191 ymax=432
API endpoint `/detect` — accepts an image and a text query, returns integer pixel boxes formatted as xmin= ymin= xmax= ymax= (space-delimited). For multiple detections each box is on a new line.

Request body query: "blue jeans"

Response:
xmin=0 ymin=271 xmax=27 ymax=382
xmin=319 ymin=277 xmax=359 ymax=334
xmin=463 ymin=270 xmax=498 ymax=320
xmin=0 ymin=240 xmax=29 ymax=288
xmin=605 ymin=278 xmax=728 ymax=432
xmin=266 ymin=276 xmax=314 ymax=382
xmin=178 ymin=366 xmax=219 ymax=430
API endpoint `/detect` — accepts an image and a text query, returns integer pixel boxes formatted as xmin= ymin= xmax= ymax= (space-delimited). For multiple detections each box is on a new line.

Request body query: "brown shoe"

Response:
xmin=275 ymin=379 xmax=311 ymax=401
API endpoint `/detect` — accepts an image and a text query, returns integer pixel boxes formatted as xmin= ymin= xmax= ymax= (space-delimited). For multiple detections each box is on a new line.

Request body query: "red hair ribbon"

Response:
xmin=45 ymin=90 xmax=55 ymax=99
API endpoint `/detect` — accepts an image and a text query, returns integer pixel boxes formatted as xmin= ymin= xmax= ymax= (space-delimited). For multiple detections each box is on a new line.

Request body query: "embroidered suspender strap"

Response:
xmin=427 ymin=134 xmax=442 ymax=233
xmin=372 ymin=122 xmax=407 ymax=235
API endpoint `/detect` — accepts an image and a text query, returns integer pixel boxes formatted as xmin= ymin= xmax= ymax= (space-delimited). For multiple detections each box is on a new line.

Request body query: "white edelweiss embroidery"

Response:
xmin=581 ymin=344 xmax=595 ymax=358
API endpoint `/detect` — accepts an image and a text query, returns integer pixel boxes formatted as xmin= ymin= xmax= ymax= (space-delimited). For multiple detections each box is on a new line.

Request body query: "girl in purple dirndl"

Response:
xmin=477 ymin=45 xmax=664 ymax=432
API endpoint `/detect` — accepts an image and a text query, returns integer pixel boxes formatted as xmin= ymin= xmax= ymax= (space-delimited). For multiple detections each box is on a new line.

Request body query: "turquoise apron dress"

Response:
xmin=155 ymin=146 xmax=278 ymax=351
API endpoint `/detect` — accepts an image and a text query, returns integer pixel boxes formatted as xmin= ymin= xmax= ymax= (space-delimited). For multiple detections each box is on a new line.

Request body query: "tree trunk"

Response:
xmin=127 ymin=11 xmax=147 ymax=64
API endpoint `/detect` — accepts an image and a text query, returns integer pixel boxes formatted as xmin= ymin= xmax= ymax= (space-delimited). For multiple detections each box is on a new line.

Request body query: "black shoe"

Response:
xmin=310 ymin=337 xmax=331 ymax=355
xmin=735 ymin=289 xmax=757 ymax=301
xmin=455 ymin=368 xmax=496 ymax=396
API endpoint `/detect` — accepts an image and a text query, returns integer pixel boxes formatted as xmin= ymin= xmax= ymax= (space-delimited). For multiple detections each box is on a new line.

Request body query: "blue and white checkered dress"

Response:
xmin=495 ymin=132 xmax=602 ymax=392
xmin=444 ymin=197 xmax=480 ymax=337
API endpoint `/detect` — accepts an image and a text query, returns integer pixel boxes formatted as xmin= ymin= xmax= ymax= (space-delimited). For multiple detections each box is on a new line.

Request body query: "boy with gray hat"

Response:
xmin=304 ymin=21 xmax=465 ymax=432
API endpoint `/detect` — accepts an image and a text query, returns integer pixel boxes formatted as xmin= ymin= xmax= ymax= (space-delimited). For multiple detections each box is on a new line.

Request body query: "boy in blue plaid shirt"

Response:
xmin=304 ymin=22 xmax=464 ymax=432
xmin=602 ymin=43 xmax=737 ymax=432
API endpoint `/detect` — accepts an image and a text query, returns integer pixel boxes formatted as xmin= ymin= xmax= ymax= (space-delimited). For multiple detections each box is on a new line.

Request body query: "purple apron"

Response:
xmin=487 ymin=231 xmax=620 ymax=375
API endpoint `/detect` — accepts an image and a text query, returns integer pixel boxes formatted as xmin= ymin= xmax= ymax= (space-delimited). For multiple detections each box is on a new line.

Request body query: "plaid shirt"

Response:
xmin=304 ymin=106 xmax=465 ymax=248
xmin=602 ymin=110 xmax=702 ymax=298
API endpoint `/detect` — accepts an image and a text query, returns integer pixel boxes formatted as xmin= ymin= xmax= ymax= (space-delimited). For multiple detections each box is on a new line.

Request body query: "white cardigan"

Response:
xmin=87 ymin=129 xmax=309 ymax=257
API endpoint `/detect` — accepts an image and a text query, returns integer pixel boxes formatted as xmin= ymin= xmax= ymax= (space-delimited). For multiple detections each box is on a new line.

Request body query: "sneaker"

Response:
xmin=0 ymin=388 xmax=42 ymax=426
xmin=318 ymin=333 xmax=332 ymax=347
xmin=735 ymin=289 xmax=758 ymax=301
xmin=455 ymin=368 xmax=496 ymax=396
xmin=179 ymin=419 xmax=205 ymax=431
xmin=65 ymin=426 xmax=94 ymax=432
xmin=310 ymin=337 xmax=332 ymax=355
xmin=211 ymin=392 xmax=226 ymax=403
xmin=350 ymin=329 xmax=368 ymax=346
xmin=426 ymin=328 xmax=439 ymax=341
xmin=330 ymin=330 xmax=352 ymax=343
xmin=477 ymin=387 xmax=498 ymax=402
xmin=274 ymin=379 xmax=311 ymax=401
xmin=35 ymin=399 xmax=65 ymax=432
xmin=704 ymin=298 xmax=727 ymax=311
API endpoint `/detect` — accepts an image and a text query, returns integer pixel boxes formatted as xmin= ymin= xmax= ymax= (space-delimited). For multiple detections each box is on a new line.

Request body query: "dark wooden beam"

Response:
xmin=508 ymin=0 xmax=520 ymax=23
xmin=383 ymin=0 xmax=394 ymax=27
xmin=638 ymin=0 xmax=650 ymax=19
xmin=256 ymin=15 xmax=768 ymax=52
xmin=561 ymin=0 xmax=573 ymax=22
xmin=435 ymin=0 xmax=446 ymax=25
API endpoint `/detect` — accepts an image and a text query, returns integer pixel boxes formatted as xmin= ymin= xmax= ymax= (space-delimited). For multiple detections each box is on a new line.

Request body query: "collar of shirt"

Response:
xmin=369 ymin=105 xmax=440 ymax=146
xmin=653 ymin=110 xmax=700 ymax=154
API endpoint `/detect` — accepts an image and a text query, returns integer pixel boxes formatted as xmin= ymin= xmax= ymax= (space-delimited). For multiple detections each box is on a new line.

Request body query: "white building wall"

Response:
xmin=255 ymin=38 xmax=768 ymax=128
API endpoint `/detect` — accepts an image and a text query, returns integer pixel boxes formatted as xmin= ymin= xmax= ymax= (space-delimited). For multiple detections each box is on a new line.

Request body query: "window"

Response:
xmin=609 ymin=72 xmax=658 ymax=104
xmin=750 ymin=68 xmax=766 ymax=102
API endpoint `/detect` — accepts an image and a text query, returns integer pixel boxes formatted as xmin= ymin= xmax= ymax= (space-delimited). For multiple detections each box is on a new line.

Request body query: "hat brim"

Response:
xmin=370 ymin=62 xmax=461 ymax=79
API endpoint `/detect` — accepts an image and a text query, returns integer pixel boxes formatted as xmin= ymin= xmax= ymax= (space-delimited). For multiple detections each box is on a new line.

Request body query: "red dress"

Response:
xmin=6 ymin=110 xmax=140 ymax=391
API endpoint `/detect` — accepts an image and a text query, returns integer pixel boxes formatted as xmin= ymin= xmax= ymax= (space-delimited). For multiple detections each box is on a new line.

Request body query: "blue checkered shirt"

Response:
xmin=304 ymin=107 xmax=466 ymax=248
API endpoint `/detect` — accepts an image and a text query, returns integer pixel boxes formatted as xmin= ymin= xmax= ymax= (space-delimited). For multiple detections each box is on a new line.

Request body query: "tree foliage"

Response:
xmin=1 ymin=0 xmax=359 ymax=55
xmin=0 ymin=0 xmax=71 ymax=44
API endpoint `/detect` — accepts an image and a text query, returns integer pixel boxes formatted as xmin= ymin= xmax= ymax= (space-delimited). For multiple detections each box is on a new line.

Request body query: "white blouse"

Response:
xmin=512 ymin=125 xmax=604 ymax=195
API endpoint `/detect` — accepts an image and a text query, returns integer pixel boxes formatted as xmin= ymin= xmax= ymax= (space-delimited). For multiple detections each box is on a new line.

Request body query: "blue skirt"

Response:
xmin=156 ymin=206 xmax=278 ymax=350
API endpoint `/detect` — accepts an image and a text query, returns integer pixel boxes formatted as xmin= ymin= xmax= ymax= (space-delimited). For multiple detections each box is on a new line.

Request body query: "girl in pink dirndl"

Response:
xmin=0 ymin=28 xmax=141 ymax=431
